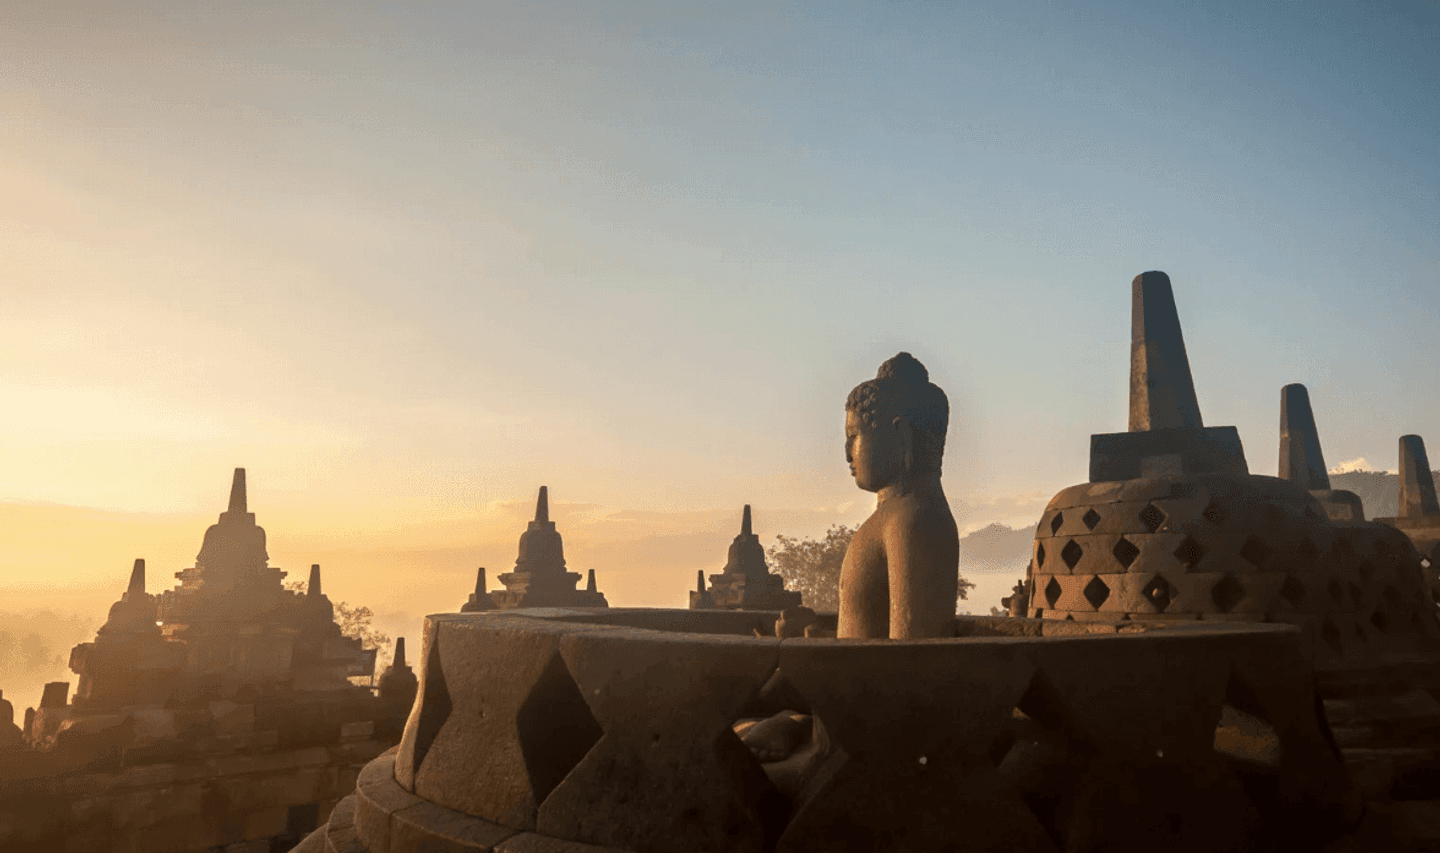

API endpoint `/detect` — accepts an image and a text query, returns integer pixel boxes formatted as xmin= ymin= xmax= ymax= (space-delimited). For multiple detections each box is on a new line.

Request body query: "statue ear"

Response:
xmin=893 ymin=417 xmax=914 ymax=472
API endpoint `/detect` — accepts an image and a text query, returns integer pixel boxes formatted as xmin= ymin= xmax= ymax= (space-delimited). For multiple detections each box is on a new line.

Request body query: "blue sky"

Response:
xmin=1 ymin=0 xmax=1436 ymax=616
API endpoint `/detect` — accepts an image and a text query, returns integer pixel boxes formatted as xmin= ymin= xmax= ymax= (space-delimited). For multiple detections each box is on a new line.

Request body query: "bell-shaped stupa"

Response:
xmin=490 ymin=487 xmax=608 ymax=608
xmin=690 ymin=505 xmax=802 ymax=611
xmin=1028 ymin=271 xmax=1437 ymax=665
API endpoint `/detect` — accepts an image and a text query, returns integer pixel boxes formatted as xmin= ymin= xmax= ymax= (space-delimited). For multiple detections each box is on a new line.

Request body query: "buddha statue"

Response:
xmin=838 ymin=352 xmax=959 ymax=639
xmin=737 ymin=352 xmax=959 ymax=787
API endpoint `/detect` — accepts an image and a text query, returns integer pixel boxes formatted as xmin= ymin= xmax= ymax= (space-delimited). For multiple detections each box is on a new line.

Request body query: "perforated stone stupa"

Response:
xmin=691 ymin=505 xmax=803 ymax=611
xmin=1027 ymin=272 xmax=1438 ymax=665
xmin=1375 ymin=435 xmax=1440 ymax=584
xmin=490 ymin=487 xmax=608 ymax=609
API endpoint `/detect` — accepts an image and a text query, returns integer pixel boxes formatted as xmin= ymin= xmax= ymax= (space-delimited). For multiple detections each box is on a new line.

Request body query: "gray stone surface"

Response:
xmin=1280 ymin=383 xmax=1331 ymax=491
xmin=1129 ymin=270 xmax=1205 ymax=432
xmin=1398 ymin=435 xmax=1440 ymax=519
xmin=1090 ymin=425 xmax=1249 ymax=482
xmin=338 ymin=609 xmax=1357 ymax=853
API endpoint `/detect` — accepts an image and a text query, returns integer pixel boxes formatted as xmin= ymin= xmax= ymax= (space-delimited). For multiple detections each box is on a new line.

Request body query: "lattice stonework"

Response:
xmin=1028 ymin=474 xmax=1440 ymax=660
xmin=362 ymin=609 xmax=1359 ymax=853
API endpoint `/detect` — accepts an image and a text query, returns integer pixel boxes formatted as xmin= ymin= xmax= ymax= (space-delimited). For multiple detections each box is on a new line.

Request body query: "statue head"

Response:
xmin=845 ymin=352 xmax=949 ymax=492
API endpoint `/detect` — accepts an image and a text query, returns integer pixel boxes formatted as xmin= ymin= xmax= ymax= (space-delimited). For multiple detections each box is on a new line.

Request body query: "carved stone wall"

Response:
xmin=297 ymin=607 xmax=1358 ymax=853
xmin=1028 ymin=474 xmax=1439 ymax=665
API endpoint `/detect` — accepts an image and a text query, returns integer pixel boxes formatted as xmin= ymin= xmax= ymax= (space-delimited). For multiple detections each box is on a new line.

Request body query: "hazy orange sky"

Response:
xmin=2 ymin=2 xmax=1437 ymax=648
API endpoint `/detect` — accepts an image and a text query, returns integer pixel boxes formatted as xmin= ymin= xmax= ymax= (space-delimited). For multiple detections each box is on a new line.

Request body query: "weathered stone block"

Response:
xmin=242 ymin=805 xmax=288 ymax=840
xmin=391 ymin=799 xmax=518 ymax=852
xmin=1091 ymin=427 xmax=1248 ymax=483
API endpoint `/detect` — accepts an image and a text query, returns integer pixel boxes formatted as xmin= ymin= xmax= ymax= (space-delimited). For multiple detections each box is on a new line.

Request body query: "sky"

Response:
xmin=1 ymin=1 xmax=1437 ymax=648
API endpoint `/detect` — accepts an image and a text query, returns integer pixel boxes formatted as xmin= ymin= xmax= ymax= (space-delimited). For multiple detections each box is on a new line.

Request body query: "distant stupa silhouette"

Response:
xmin=489 ymin=487 xmax=608 ymax=609
xmin=690 ymin=505 xmax=802 ymax=611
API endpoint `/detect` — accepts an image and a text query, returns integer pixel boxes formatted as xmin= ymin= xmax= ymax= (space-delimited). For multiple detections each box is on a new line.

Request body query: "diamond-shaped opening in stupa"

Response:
xmin=1348 ymin=582 xmax=1365 ymax=608
xmin=1296 ymin=537 xmax=1321 ymax=565
xmin=402 ymin=629 xmax=454 ymax=784
xmin=1384 ymin=585 xmax=1404 ymax=607
xmin=1239 ymin=536 xmax=1272 ymax=569
xmin=1173 ymin=536 xmax=1207 ymax=570
xmin=1357 ymin=559 xmax=1376 ymax=579
xmin=1211 ymin=574 xmax=1245 ymax=614
xmin=1082 ymin=575 xmax=1110 ymax=609
xmin=1060 ymin=540 xmax=1083 ymax=571
xmin=1035 ymin=542 xmax=1046 ymax=569
xmin=1202 ymin=502 xmax=1226 ymax=526
xmin=1326 ymin=580 xmax=1344 ymax=605
xmin=1113 ymin=537 xmax=1140 ymax=569
xmin=1279 ymin=576 xmax=1306 ymax=608
xmin=1044 ymin=577 xmax=1062 ymax=608
xmin=1082 ymin=509 xmax=1101 ymax=531
xmin=1050 ymin=512 xmax=1064 ymax=535
xmin=516 ymin=651 xmax=604 ymax=806
xmin=726 ymin=667 xmax=814 ymax=848
xmin=1321 ymin=618 xmax=1343 ymax=654
xmin=1139 ymin=504 xmax=1166 ymax=534
xmin=1371 ymin=609 xmax=1390 ymax=633
xmin=1212 ymin=703 xmax=1280 ymax=767
xmin=1142 ymin=574 xmax=1174 ymax=613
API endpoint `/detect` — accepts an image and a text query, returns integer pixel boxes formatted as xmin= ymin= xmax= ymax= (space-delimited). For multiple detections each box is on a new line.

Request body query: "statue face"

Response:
xmin=845 ymin=408 xmax=905 ymax=493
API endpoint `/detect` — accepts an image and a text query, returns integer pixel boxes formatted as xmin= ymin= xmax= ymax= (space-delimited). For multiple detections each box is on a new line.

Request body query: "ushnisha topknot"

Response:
xmin=846 ymin=352 xmax=949 ymax=473
xmin=874 ymin=351 xmax=929 ymax=383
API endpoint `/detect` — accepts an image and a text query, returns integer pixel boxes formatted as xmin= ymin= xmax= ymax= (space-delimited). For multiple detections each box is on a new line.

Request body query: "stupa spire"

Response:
xmin=1129 ymin=271 xmax=1204 ymax=432
xmin=393 ymin=637 xmax=407 ymax=669
xmin=228 ymin=468 xmax=247 ymax=514
xmin=1399 ymin=435 xmax=1440 ymax=518
xmin=586 ymin=569 xmax=597 ymax=593
xmin=308 ymin=564 xmax=322 ymax=597
xmin=535 ymin=486 xmax=549 ymax=524
xmin=696 ymin=569 xmax=706 ymax=593
xmin=1279 ymin=384 xmax=1331 ymax=491
xmin=127 ymin=559 xmax=146 ymax=596
xmin=741 ymin=504 xmax=752 ymax=537
xmin=474 ymin=567 xmax=487 ymax=596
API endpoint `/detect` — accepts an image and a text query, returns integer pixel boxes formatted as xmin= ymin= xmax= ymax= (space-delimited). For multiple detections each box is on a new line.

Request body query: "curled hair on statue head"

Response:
xmin=846 ymin=352 xmax=949 ymax=473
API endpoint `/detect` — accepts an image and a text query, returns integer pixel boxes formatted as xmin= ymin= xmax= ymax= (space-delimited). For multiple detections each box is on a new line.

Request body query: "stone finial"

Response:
xmin=228 ymin=468 xmax=247 ymax=514
xmin=1129 ymin=271 xmax=1204 ymax=432
xmin=308 ymin=564 xmax=323 ymax=597
xmin=1279 ymin=384 xmax=1331 ymax=491
xmin=536 ymin=486 xmax=549 ymax=524
xmin=394 ymin=637 xmax=407 ymax=669
xmin=696 ymin=569 xmax=706 ymax=593
xmin=742 ymin=504 xmax=753 ymax=537
xmin=586 ymin=569 xmax=597 ymax=593
xmin=1399 ymin=435 xmax=1440 ymax=518
xmin=474 ymin=567 xmax=487 ymax=596
xmin=127 ymin=559 xmax=146 ymax=596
